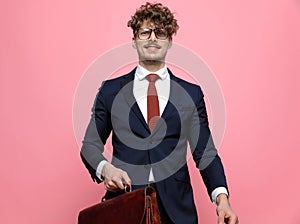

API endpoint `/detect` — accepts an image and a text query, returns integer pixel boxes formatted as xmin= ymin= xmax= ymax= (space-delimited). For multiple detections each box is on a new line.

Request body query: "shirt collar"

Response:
xmin=135 ymin=64 xmax=168 ymax=81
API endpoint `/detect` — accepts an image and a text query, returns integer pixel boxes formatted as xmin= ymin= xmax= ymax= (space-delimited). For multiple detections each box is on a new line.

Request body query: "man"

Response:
xmin=81 ymin=2 xmax=238 ymax=223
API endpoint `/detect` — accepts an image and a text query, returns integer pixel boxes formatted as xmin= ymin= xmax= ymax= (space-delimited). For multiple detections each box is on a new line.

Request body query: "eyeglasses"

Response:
xmin=136 ymin=28 xmax=169 ymax=40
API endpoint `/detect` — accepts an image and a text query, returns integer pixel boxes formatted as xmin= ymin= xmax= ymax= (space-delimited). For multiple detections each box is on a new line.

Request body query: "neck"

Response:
xmin=139 ymin=60 xmax=165 ymax=72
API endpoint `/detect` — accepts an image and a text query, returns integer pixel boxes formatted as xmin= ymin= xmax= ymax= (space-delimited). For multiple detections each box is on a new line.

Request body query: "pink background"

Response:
xmin=1 ymin=0 xmax=300 ymax=223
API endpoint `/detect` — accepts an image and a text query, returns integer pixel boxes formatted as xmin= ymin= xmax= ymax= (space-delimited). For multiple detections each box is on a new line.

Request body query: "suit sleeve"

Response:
xmin=188 ymin=86 xmax=229 ymax=201
xmin=80 ymin=82 xmax=112 ymax=183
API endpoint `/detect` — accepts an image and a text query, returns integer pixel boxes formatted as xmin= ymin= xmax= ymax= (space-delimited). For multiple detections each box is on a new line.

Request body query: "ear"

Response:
xmin=132 ymin=38 xmax=137 ymax=49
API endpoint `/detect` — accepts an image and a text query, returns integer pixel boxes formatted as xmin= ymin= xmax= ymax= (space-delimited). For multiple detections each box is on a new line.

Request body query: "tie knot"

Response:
xmin=146 ymin=74 xmax=160 ymax=83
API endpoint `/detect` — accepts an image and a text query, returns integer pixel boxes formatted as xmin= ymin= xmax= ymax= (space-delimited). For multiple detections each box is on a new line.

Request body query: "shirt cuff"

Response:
xmin=211 ymin=187 xmax=228 ymax=204
xmin=96 ymin=160 xmax=108 ymax=181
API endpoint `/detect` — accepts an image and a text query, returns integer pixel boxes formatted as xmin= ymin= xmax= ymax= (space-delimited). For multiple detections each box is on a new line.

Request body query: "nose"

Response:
xmin=149 ymin=30 xmax=157 ymax=41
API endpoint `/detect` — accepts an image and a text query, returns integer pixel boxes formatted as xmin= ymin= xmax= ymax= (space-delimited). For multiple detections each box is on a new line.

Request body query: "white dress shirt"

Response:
xmin=96 ymin=64 xmax=228 ymax=203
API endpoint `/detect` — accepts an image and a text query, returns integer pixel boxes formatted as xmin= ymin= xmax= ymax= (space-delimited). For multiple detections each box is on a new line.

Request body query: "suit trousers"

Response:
xmin=156 ymin=191 xmax=174 ymax=224
xmin=151 ymin=184 xmax=174 ymax=224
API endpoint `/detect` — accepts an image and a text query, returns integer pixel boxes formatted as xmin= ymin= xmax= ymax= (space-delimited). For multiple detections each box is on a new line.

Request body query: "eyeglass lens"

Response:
xmin=137 ymin=28 xmax=168 ymax=40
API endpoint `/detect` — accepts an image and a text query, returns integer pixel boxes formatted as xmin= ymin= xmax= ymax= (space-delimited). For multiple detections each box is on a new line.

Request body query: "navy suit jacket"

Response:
xmin=81 ymin=67 xmax=228 ymax=223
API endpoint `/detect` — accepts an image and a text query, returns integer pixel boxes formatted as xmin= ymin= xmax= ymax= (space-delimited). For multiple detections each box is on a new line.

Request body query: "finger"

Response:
xmin=121 ymin=172 xmax=131 ymax=187
xmin=227 ymin=215 xmax=239 ymax=224
xmin=112 ymin=177 xmax=125 ymax=190
xmin=106 ymin=180 xmax=119 ymax=192
xmin=217 ymin=211 xmax=225 ymax=224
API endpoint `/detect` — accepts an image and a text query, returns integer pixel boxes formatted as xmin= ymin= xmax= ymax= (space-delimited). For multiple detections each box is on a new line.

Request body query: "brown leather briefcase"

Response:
xmin=78 ymin=186 xmax=161 ymax=224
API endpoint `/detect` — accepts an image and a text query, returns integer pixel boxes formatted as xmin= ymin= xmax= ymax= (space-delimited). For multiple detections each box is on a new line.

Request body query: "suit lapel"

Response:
xmin=120 ymin=68 xmax=150 ymax=132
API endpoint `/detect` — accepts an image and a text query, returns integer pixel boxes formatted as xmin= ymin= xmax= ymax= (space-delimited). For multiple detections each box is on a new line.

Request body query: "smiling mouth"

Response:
xmin=145 ymin=45 xmax=161 ymax=49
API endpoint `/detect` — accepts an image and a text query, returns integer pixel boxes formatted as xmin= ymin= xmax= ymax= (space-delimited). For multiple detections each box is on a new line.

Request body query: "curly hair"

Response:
xmin=127 ymin=2 xmax=179 ymax=39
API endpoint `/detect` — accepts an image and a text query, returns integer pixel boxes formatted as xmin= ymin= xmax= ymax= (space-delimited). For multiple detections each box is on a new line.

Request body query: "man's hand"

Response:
xmin=216 ymin=193 xmax=239 ymax=224
xmin=101 ymin=163 xmax=131 ymax=192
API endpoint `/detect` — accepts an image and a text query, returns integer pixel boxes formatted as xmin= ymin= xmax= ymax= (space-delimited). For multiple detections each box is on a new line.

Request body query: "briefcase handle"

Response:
xmin=124 ymin=185 xmax=132 ymax=193
xmin=101 ymin=184 xmax=132 ymax=202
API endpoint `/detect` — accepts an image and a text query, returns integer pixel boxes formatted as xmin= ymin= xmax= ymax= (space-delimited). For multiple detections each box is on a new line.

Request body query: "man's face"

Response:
xmin=132 ymin=21 xmax=172 ymax=63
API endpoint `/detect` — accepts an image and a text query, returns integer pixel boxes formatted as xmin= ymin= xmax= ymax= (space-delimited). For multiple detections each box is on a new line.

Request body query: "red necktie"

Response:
xmin=146 ymin=74 xmax=160 ymax=133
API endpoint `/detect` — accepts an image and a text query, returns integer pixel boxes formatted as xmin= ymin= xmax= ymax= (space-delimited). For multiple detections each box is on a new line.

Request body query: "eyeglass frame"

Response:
xmin=134 ymin=27 xmax=170 ymax=40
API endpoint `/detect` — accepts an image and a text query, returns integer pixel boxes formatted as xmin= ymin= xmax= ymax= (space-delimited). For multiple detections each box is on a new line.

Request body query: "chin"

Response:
xmin=144 ymin=55 xmax=163 ymax=61
xmin=143 ymin=59 xmax=164 ymax=64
